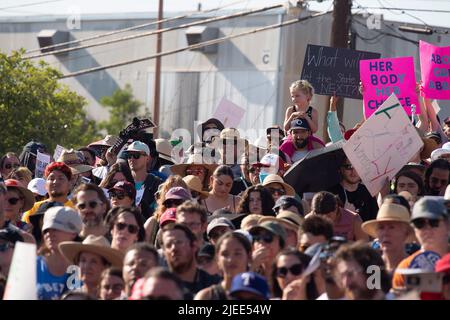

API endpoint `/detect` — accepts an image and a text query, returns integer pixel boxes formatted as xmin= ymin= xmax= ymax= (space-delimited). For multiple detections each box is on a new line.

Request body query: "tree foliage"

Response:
xmin=0 ymin=50 xmax=100 ymax=155
xmin=98 ymin=84 xmax=144 ymax=135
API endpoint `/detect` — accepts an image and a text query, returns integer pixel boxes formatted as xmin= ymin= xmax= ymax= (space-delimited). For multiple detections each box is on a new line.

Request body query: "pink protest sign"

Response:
xmin=360 ymin=56 xmax=419 ymax=118
xmin=420 ymin=40 xmax=450 ymax=99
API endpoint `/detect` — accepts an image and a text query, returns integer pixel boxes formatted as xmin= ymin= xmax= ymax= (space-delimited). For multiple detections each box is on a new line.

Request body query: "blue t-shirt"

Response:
xmin=36 ymin=255 xmax=70 ymax=300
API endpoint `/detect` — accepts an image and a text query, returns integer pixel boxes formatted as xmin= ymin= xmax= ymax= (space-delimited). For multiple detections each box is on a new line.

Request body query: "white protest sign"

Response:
xmin=53 ymin=144 xmax=66 ymax=162
xmin=3 ymin=242 xmax=37 ymax=300
xmin=212 ymin=97 xmax=246 ymax=128
xmin=343 ymin=94 xmax=424 ymax=196
xmin=35 ymin=151 xmax=51 ymax=178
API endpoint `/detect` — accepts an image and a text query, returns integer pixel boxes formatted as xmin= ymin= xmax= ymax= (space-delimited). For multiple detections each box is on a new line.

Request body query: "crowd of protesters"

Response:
xmin=0 ymin=79 xmax=449 ymax=300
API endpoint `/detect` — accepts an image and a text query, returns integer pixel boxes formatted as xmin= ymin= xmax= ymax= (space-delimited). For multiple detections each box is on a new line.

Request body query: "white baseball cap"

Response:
xmin=28 ymin=178 xmax=47 ymax=196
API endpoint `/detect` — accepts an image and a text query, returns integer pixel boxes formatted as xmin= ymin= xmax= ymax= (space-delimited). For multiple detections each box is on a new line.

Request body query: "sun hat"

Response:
xmin=182 ymin=175 xmax=210 ymax=199
xmin=5 ymin=179 xmax=35 ymax=211
xmin=261 ymin=174 xmax=295 ymax=196
xmin=57 ymin=149 xmax=93 ymax=175
xmin=361 ymin=203 xmax=413 ymax=238
xmin=59 ymin=235 xmax=124 ymax=268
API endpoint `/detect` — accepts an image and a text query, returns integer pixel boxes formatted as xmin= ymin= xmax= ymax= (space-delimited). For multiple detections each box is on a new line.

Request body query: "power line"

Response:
xmin=59 ymin=10 xmax=332 ymax=79
xmin=23 ymin=0 xmax=249 ymax=55
xmin=24 ymin=3 xmax=285 ymax=60
xmin=356 ymin=6 xmax=450 ymax=14
xmin=353 ymin=18 xmax=419 ymax=46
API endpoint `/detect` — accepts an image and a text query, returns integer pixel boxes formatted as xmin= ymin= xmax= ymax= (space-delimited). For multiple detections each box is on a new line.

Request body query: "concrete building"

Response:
xmin=0 ymin=0 xmax=449 ymax=144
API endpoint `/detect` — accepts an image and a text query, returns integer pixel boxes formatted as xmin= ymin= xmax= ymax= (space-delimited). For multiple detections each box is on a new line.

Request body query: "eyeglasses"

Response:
xmin=342 ymin=164 xmax=354 ymax=170
xmin=126 ymin=153 xmax=146 ymax=160
xmin=4 ymin=163 xmax=19 ymax=170
xmin=109 ymin=191 xmax=127 ymax=200
xmin=412 ymin=218 xmax=441 ymax=229
xmin=276 ymin=264 xmax=304 ymax=278
xmin=76 ymin=200 xmax=102 ymax=210
xmin=115 ymin=222 xmax=139 ymax=234
xmin=0 ymin=242 xmax=14 ymax=252
xmin=164 ymin=199 xmax=184 ymax=208
xmin=252 ymin=232 xmax=274 ymax=244
xmin=268 ymin=188 xmax=286 ymax=196
xmin=7 ymin=197 xmax=22 ymax=205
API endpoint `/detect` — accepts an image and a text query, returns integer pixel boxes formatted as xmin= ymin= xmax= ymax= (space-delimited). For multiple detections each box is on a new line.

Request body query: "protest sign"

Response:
xmin=53 ymin=144 xmax=66 ymax=162
xmin=3 ymin=242 xmax=37 ymax=300
xmin=343 ymin=94 xmax=423 ymax=196
xmin=35 ymin=151 xmax=51 ymax=178
xmin=420 ymin=40 xmax=450 ymax=99
xmin=360 ymin=56 xmax=419 ymax=118
xmin=300 ymin=44 xmax=380 ymax=99
xmin=212 ymin=97 xmax=246 ymax=128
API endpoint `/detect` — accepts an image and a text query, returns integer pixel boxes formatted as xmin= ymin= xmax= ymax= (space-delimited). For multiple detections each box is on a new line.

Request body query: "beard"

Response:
xmin=170 ymin=255 xmax=194 ymax=274
xmin=49 ymin=190 xmax=65 ymax=198
xmin=82 ymin=214 xmax=103 ymax=228
xmin=294 ymin=138 xmax=308 ymax=149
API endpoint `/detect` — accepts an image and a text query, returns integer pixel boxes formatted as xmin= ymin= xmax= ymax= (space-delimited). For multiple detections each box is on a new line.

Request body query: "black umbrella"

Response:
xmin=283 ymin=141 xmax=346 ymax=195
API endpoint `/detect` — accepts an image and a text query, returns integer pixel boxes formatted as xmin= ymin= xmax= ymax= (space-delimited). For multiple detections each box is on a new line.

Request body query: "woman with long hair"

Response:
xmin=99 ymin=162 xmax=135 ymax=190
xmin=237 ymin=185 xmax=275 ymax=216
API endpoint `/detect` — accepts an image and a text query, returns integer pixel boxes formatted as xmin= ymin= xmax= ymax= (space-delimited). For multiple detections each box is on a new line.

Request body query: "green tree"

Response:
xmin=98 ymin=84 xmax=144 ymax=135
xmin=0 ymin=50 xmax=100 ymax=155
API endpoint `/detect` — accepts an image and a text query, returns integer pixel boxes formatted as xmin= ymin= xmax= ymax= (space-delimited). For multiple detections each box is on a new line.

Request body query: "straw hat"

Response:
xmin=420 ymin=137 xmax=438 ymax=160
xmin=88 ymin=135 xmax=118 ymax=148
xmin=5 ymin=179 xmax=35 ymax=211
xmin=155 ymin=138 xmax=175 ymax=164
xmin=59 ymin=235 xmax=124 ymax=268
xmin=261 ymin=174 xmax=295 ymax=196
xmin=259 ymin=210 xmax=303 ymax=233
xmin=170 ymin=154 xmax=218 ymax=178
xmin=361 ymin=203 xmax=413 ymax=238
xmin=182 ymin=175 xmax=210 ymax=199
xmin=57 ymin=149 xmax=93 ymax=175
xmin=211 ymin=128 xmax=249 ymax=147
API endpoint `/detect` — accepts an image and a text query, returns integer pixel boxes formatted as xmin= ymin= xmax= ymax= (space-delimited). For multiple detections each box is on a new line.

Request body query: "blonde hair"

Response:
xmin=154 ymin=175 xmax=188 ymax=221
xmin=7 ymin=166 xmax=33 ymax=183
xmin=289 ymin=80 xmax=314 ymax=97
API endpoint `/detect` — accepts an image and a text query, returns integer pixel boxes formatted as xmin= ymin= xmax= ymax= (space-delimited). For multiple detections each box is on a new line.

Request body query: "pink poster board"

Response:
xmin=360 ymin=56 xmax=419 ymax=118
xmin=420 ymin=40 xmax=450 ymax=99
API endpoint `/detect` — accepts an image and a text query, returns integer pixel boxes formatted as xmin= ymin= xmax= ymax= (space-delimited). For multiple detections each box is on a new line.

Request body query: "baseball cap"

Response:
xmin=28 ymin=178 xmax=47 ymax=196
xmin=125 ymin=141 xmax=150 ymax=156
xmin=229 ymin=272 xmax=270 ymax=300
xmin=290 ymin=118 xmax=310 ymax=131
xmin=411 ymin=196 xmax=448 ymax=222
xmin=163 ymin=187 xmax=192 ymax=203
xmin=197 ymin=243 xmax=215 ymax=260
xmin=435 ymin=253 xmax=450 ymax=273
xmin=430 ymin=142 xmax=450 ymax=161
xmin=159 ymin=208 xmax=177 ymax=227
xmin=273 ymin=195 xmax=302 ymax=212
xmin=42 ymin=206 xmax=83 ymax=234
xmin=249 ymin=221 xmax=287 ymax=246
xmin=206 ymin=217 xmax=235 ymax=236
xmin=109 ymin=181 xmax=136 ymax=199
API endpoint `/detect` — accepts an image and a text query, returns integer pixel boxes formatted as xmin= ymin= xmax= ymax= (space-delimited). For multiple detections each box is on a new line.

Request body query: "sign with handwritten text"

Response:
xmin=420 ymin=40 xmax=450 ymax=99
xmin=300 ymin=44 xmax=380 ymax=99
xmin=360 ymin=56 xmax=419 ymax=118
xmin=343 ymin=94 xmax=423 ymax=196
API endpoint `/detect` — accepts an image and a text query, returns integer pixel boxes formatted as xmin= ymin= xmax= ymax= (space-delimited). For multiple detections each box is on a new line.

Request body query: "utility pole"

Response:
xmin=152 ymin=0 xmax=163 ymax=138
xmin=324 ymin=0 xmax=352 ymax=141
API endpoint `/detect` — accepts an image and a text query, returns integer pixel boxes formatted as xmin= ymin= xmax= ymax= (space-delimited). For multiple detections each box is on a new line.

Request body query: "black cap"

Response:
xmin=197 ymin=243 xmax=215 ymax=260
xmin=290 ymin=118 xmax=310 ymax=131
xmin=273 ymin=195 xmax=303 ymax=213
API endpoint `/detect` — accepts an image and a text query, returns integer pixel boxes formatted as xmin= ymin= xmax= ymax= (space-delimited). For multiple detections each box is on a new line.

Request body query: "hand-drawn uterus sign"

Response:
xmin=420 ymin=40 xmax=450 ymax=100
xmin=343 ymin=94 xmax=424 ymax=196
xmin=360 ymin=56 xmax=419 ymax=119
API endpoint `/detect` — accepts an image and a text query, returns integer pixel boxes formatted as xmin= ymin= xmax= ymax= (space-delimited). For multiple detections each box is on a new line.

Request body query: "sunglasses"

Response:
xmin=268 ymin=188 xmax=286 ymax=196
xmin=342 ymin=164 xmax=354 ymax=170
xmin=0 ymin=242 xmax=14 ymax=252
xmin=164 ymin=199 xmax=184 ymax=207
xmin=7 ymin=197 xmax=22 ymax=205
xmin=109 ymin=192 xmax=127 ymax=200
xmin=126 ymin=153 xmax=146 ymax=160
xmin=4 ymin=163 xmax=19 ymax=170
xmin=252 ymin=232 xmax=274 ymax=244
xmin=276 ymin=264 xmax=304 ymax=278
xmin=115 ymin=222 xmax=139 ymax=234
xmin=76 ymin=200 xmax=102 ymax=210
xmin=412 ymin=218 xmax=441 ymax=229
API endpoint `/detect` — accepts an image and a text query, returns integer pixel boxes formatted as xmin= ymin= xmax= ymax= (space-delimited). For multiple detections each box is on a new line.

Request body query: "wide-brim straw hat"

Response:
xmin=59 ymin=235 xmax=124 ymax=268
xmin=361 ymin=203 xmax=413 ymax=239
xmin=261 ymin=174 xmax=295 ymax=196
xmin=155 ymin=138 xmax=175 ymax=164
xmin=170 ymin=154 xmax=218 ymax=178
xmin=259 ymin=210 xmax=303 ymax=232
xmin=57 ymin=149 xmax=93 ymax=174
xmin=211 ymin=128 xmax=249 ymax=147
xmin=182 ymin=175 xmax=210 ymax=199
